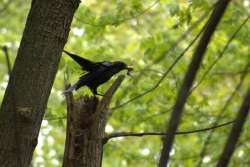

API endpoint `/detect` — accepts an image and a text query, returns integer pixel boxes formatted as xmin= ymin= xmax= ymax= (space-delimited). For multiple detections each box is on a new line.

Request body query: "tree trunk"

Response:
xmin=158 ymin=0 xmax=231 ymax=166
xmin=216 ymin=86 xmax=250 ymax=167
xmin=0 ymin=0 xmax=80 ymax=166
xmin=62 ymin=76 xmax=125 ymax=167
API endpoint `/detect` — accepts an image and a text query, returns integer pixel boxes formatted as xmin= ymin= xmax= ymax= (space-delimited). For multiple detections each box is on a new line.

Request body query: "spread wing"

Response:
xmin=63 ymin=50 xmax=99 ymax=71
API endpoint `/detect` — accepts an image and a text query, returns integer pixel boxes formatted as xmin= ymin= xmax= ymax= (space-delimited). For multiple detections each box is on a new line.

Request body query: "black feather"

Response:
xmin=63 ymin=50 xmax=99 ymax=71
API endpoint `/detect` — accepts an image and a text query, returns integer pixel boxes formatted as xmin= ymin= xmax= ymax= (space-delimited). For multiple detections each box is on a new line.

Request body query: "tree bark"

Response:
xmin=0 ymin=0 xmax=80 ymax=167
xmin=62 ymin=76 xmax=125 ymax=167
xmin=158 ymin=1 xmax=231 ymax=166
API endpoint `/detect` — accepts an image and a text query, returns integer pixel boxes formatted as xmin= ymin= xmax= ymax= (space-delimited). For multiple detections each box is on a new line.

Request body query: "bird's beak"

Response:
xmin=126 ymin=66 xmax=133 ymax=76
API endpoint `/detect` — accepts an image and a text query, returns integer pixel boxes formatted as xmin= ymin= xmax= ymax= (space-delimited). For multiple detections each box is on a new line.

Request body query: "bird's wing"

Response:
xmin=74 ymin=73 xmax=93 ymax=90
xmin=97 ymin=61 xmax=113 ymax=67
xmin=63 ymin=50 xmax=98 ymax=71
xmin=75 ymin=68 xmax=106 ymax=89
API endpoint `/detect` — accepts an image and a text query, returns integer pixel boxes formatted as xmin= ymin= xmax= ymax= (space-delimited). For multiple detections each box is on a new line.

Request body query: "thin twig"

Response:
xmin=213 ymin=69 xmax=250 ymax=76
xmin=111 ymin=21 xmax=206 ymax=111
xmin=104 ymin=120 xmax=235 ymax=143
xmin=1 ymin=46 xmax=12 ymax=76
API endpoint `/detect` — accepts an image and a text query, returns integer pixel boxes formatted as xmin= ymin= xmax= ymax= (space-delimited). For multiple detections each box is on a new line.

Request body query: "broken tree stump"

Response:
xmin=62 ymin=75 xmax=125 ymax=167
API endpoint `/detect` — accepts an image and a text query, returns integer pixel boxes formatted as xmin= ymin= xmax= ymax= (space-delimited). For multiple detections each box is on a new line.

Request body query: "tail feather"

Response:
xmin=63 ymin=50 xmax=97 ymax=72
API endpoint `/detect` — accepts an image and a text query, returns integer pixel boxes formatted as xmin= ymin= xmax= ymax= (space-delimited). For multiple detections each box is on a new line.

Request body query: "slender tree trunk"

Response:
xmin=62 ymin=76 xmax=125 ymax=167
xmin=195 ymin=62 xmax=249 ymax=167
xmin=158 ymin=0 xmax=231 ymax=166
xmin=0 ymin=0 xmax=80 ymax=166
xmin=216 ymin=85 xmax=250 ymax=167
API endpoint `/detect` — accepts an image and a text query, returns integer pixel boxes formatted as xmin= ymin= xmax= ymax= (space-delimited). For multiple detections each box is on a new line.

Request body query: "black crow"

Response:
xmin=63 ymin=50 xmax=133 ymax=96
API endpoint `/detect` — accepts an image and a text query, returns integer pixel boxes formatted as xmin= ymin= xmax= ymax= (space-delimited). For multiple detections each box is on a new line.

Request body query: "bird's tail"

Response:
xmin=63 ymin=50 xmax=71 ymax=56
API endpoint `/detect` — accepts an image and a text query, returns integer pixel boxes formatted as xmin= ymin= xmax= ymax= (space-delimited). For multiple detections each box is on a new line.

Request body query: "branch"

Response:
xmin=213 ymin=69 xmax=250 ymax=76
xmin=159 ymin=1 xmax=231 ymax=166
xmin=110 ymin=2 xmax=218 ymax=111
xmin=195 ymin=61 xmax=250 ymax=167
xmin=188 ymin=20 xmax=250 ymax=167
xmin=111 ymin=20 xmax=206 ymax=111
xmin=103 ymin=120 xmax=235 ymax=143
xmin=216 ymin=86 xmax=250 ymax=167
xmin=1 ymin=46 xmax=12 ymax=76
xmin=97 ymin=75 xmax=125 ymax=112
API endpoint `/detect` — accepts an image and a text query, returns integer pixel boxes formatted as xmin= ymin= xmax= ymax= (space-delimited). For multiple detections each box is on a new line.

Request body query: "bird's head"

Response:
xmin=113 ymin=61 xmax=133 ymax=75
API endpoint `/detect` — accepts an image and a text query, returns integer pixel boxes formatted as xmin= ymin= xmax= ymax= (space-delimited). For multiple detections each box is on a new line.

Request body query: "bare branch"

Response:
xmin=103 ymin=120 xmax=234 ymax=143
xmin=111 ymin=22 xmax=205 ymax=111
xmin=213 ymin=69 xmax=250 ymax=76
xmin=216 ymin=86 xmax=250 ymax=167
xmin=97 ymin=75 xmax=125 ymax=112
xmin=195 ymin=61 xmax=250 ymax=167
